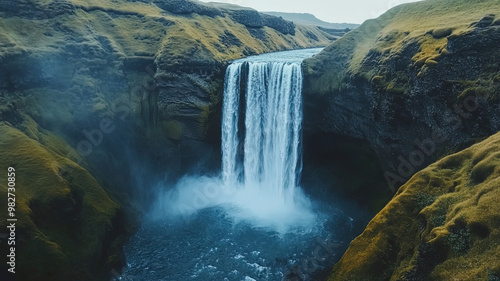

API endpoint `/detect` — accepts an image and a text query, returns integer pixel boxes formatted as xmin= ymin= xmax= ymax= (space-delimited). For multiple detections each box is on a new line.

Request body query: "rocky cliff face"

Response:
xmin=0 ymin=0 xmax=335 ymax=279
xmin=328 ymin=132 xmax=500 ymax=281
xmin=301 ymin=0 xmax=500 ymax=279
xmin=303 ymin=0 xmax=500 ymax=191
xmin=0 ymin=0 xmax=334 ymax=152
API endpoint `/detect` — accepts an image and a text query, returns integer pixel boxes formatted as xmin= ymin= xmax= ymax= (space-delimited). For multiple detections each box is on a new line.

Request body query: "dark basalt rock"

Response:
xmin=154 ymin=0 xmax=199 ymax=14
xmin=0 ymin=0 xmax=76 ymax=19
xmin=218 ymin=30 xmax=243 ymax=47
xmin=0 ymin=1 xmax=333 ymax=280
xmin=227 ymin=9 xmax=296 ymax=35
xmin=447 ymin=25 xmax=500 ymax=53
xmin=46 ymin=0 xmax=77 ymax=18
xmin=153 ymin=0 xmax=222 ymax=17
xmin=228 ymin=9 xmax=265 ymax=28
xmin=476 ymin=14 xmax=495 ymax=28
xmin=262 ymin=14 xmax=295 ymax=35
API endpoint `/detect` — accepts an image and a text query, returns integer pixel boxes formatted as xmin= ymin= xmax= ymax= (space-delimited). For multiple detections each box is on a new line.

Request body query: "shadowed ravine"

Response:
xmin=121 ymin=49 xmax=369 ymax=281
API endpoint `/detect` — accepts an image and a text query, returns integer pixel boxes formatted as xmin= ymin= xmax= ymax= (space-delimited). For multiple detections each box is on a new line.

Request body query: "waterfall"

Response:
xmin=222 ymin=62 xmax=243 ymax=186
xmin=222 ymin=59 xmax=305 ymax=205
xmin=155 ymin=49 xmax=322 ymax=231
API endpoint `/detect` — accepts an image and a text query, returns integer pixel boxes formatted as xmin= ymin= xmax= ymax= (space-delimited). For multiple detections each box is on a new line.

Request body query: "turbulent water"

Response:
xmin=122 ymin=48 xmax=368 ymax=281
xmin=222 ymin=55 xmax=304 ymax=205
xmin=217 ymin=48 xmax=322 ymax=231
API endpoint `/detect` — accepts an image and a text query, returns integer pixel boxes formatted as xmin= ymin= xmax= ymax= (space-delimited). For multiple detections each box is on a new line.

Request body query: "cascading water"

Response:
xmin=122 ymin=49 xmax=366 ymax=281
xmin=221 ymin=62 xmax=242 ymax=186
xmin=147 ymin=48 xmax=325 ymax=231
xmin=222 ymin=59 xmax=304 ymax=207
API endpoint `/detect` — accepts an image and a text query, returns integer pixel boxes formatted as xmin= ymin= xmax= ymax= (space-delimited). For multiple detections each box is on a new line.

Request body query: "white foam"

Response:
xmin=152 ymin=175 xmax=317 ymax=233
xmin=234 ymin=254 xmax=245 ymax=260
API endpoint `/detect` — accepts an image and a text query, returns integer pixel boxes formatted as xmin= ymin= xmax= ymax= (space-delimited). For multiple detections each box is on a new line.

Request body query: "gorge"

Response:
xmin=120 ymin=48 xmax=370 ymax=281
xmin=0 ymin=0 xmax=499 ymax=280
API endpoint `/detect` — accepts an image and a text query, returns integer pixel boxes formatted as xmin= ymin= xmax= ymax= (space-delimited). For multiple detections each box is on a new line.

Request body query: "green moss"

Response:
xmin=0 ymin=123 xmax=120 ymax=280
xmin=329 ymin=132 xmax=500 ymax=281
xmin=198 ymin=104 xmax=210 ymax=122
xmin=471 ymin=154 xmax=499 ymax=183
xmin=447 ymin=221 xmax=472 ymax=254
xmin=415 ymin=192 xmax=437 ymax=209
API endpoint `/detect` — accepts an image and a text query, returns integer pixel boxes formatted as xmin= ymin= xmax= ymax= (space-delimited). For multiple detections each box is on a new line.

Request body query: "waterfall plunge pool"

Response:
xmin=122 ymin=49 xmax=370 ymax=281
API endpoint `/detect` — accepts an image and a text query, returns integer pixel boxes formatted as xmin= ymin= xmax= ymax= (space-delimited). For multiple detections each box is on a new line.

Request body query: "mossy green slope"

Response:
xmin=0 ymin=120 xmax=122 ymax=281
xmin=155 ymin=14 xmax=332 ymax=68
xmin=0 ymin=0 xmax=334 ymax=65
xmin=329 ymin=132 xmax=500 ymax=281
xmin=304 ymin=0 xmax=500 ymax=94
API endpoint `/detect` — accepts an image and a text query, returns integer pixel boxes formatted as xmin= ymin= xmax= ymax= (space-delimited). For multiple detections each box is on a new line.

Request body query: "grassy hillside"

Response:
xmin=300 ymin=0 xmax=500 ymax=179
xmin=329 ymin=131 xmax=500 ymax=280
xmin=0 ymin=0 xmax=336 ymax=165
xmin=304 ymin=0 xmax=500 ymax=94
xmin=0 ymin=0 xmax=334 ymax=66
xmin=154 ymin=13 xmax=332 ymax=67
xmin=0 ymin=120 xmax=124 ymax=280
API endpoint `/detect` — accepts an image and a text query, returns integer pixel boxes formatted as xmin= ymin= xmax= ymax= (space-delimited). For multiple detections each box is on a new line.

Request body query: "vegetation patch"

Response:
xmin=0 ymin=122 xmax=122 ymax=280
xmin=304 ymin=0 xmax=500 ymax=96
xmin=328 ymin=132 xmax=500 ymax=280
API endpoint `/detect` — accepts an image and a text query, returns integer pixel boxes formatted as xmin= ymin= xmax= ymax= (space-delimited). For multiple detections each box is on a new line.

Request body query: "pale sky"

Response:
xmin=198 ymin=0 xmax=423 ymax=24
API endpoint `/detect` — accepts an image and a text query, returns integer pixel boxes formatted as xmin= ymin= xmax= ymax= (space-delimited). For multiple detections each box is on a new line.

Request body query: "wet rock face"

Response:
xmin=153 ymin=67 xmax=225 ymax=143
xmin=303 ymin=24 xmax=500 ymax=188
